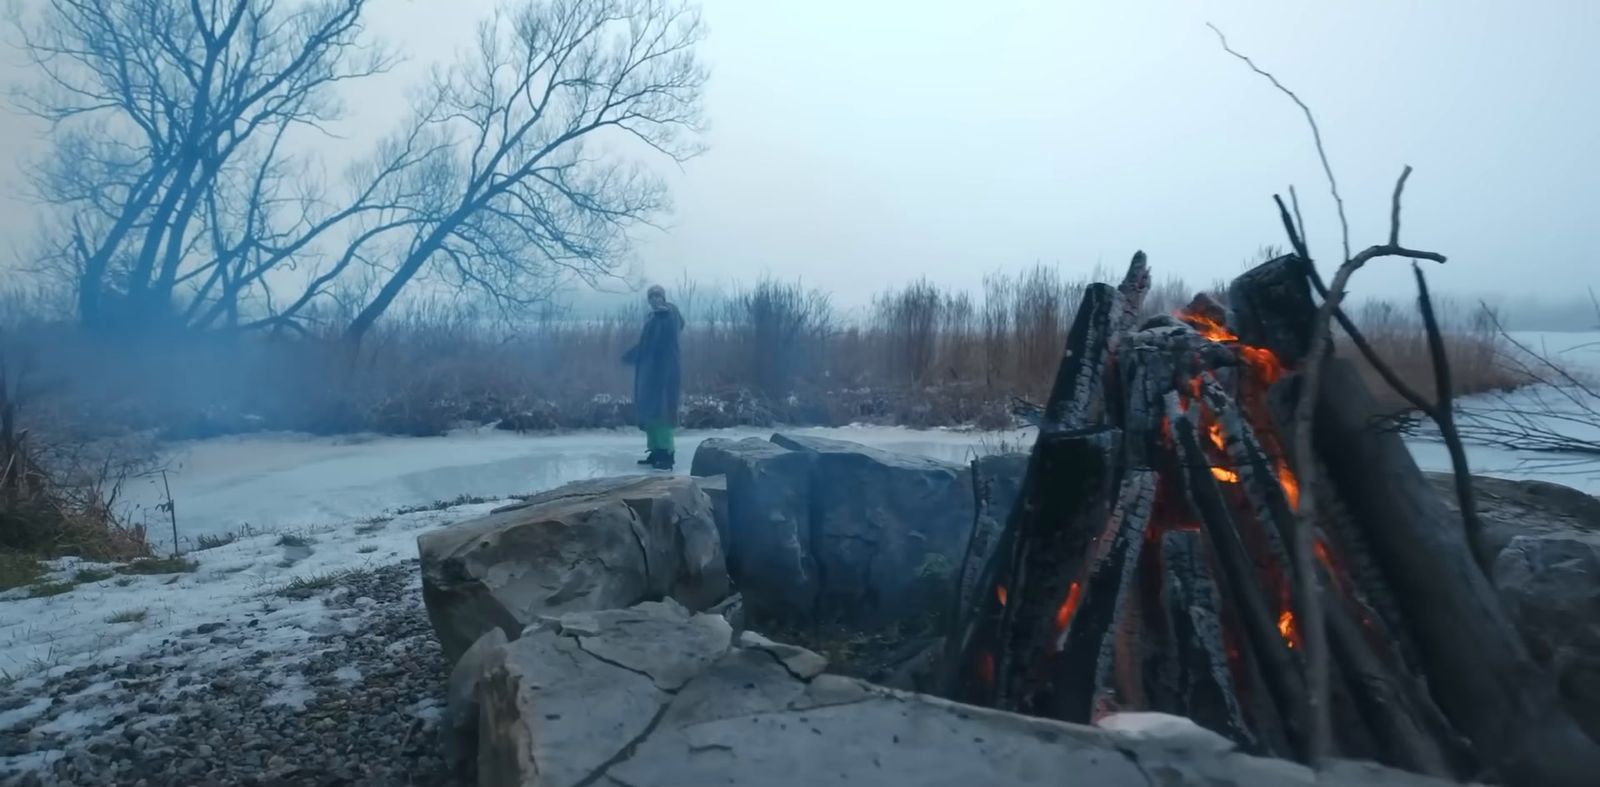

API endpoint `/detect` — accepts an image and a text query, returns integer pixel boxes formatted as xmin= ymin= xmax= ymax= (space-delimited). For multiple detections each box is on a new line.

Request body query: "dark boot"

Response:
xmin=637 ymin=449 xmax=660 ymax=466
xmin=651 ymin=450 xmax=676 ymax=471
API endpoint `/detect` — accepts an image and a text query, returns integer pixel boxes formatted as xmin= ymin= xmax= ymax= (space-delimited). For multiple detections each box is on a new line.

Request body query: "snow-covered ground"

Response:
xmin=0 ymin=424 xmax=1025 ymax=781
xmin=4 ymin=426 xmax=1022 ymax=680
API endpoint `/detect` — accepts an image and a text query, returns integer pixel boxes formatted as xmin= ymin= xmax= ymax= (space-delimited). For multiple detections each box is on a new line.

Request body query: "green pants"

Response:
xmin=645 ymin=422 xmax=675 ymax=452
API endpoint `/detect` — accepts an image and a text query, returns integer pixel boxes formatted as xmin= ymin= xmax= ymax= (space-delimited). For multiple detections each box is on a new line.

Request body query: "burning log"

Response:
xmin=945 ymin=251 xmax=1600 ymax=785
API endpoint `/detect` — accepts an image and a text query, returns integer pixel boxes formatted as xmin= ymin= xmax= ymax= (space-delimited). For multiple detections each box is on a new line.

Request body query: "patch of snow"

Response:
xmin=407 ymin=697 xmax=444 ymax=724
xmin=0 ymin=696 xmax=54 ymax=730
xmin=332 ymin=665 xmax=363 ymax=686
xmin=0 ymin=500 xmax=496 ymax=679
xmin=262 ymin=673 xmax=314 ymax=711
xmin=0 ymin=751 xmax=63 ymax=775
xmin=35 ymin=705 xmax=117 ymax=736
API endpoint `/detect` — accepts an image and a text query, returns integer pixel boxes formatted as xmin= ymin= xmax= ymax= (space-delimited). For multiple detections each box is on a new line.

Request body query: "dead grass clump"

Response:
xmin=2 ymin=332 xmax=155 ymax=563
xmin=1347 ymin=300 xmax=1523 ymax=414
xmin=117 ymin=556 xmax=198 ymax=575
xmin=0 ymin=552 xmax=45 ymax=590
xmin=195 ymin=532 xmax=239 ymax=551
xmin=105 ymin=608 xmax=149 ymax=624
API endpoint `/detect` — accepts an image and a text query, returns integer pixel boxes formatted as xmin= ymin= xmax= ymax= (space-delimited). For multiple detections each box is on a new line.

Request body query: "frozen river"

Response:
xmin=122 ymin=425 xmax=1029 ymax=547
xmin=120 ymin=331 xmax=1600 ymax=547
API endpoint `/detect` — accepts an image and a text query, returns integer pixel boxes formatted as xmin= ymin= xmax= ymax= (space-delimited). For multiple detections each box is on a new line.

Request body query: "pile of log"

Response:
xmin=943 ymin=253 xmax=1600 ymax=787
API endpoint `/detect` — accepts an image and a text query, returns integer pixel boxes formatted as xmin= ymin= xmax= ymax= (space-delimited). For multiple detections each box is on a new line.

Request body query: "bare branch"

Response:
xmin=1208 ymin=22 xmax=1350 ymax=264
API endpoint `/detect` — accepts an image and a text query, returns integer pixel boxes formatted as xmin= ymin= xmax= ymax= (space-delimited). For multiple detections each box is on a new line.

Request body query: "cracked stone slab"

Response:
xmin=737 ymin=630 xmax=828 ymax=679
xmin=567 ymin=603 xmax=733 ymax=691
xmin=473 ymin=601 xmax=1470 ymax=787
xmin=476 ymin=601 xmax=732 ymax=787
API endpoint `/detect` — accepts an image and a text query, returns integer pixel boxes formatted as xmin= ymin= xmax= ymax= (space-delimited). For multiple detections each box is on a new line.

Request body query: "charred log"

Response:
xmin=1314 ymin=358 xmax=1600 ymax=786
xmin=946 ymin=427 xmax=1120 ymax=707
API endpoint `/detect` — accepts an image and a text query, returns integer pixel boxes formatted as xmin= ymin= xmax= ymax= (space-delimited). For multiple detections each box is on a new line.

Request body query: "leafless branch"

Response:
xmin=1208 ymin=22 xmax=1349 ymax=264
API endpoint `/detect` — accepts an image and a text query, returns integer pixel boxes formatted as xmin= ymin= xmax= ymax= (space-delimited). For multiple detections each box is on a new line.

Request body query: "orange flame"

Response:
xmin=1207 ymin=421 xmax=1226 ymax=451
xmin=1238 ymin=345 xmax=1284 ymax=384
xmin=1278 ymin=610 xmax=1298 ymax=649
xmin=1211 ymin=466 xmax=1240 ymax=484
xmin=1181 ymin=311 xmax=1238 ymax=343
xmin=996 ymin=585 xmax=1008 ymax=607
xmin=1055 ymin=581 xmax=1083 ymax=633
xmin=1277 ymin=460 xmax=1300 ymax=511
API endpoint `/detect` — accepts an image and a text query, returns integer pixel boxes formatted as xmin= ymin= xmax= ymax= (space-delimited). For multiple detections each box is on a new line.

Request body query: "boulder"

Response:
xmin=1432 ymin=472 xmax=1600 ymax=743
xmin=443 ymin=628 xmax=508 ymax=779
xmin=688 ymin=436 xmax=784 ymax=479
xmin=418 ymin=475 xmax=729 ymax=660
xmin=695 ymin=437 xmax=818 ymax=621
xmin=1495 ymin=530 xmax=1600 ymax=742
xmin=691 ymin=434 xmax=1030 ymax=627
xmin=791 ymin=436 xmax=973 ymax=623
xmin=467 ymin=600 xmax=1468 ymax=787
xmin=694 ymin=474 xmax=729 ymax=550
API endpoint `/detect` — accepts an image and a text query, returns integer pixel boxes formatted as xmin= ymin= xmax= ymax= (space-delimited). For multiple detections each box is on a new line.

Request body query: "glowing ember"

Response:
xmin=1180 ymin=310 xmax=1238 ymax=343
xmin=1055 ymin=582 xmax=1084 ymax=632
xmin=1207 ymin=421 xmax=1226 ymax=451
xmin=1313 ymin=541 xmax=1333 ymax=569
xmin=1238 ymin=345 xmax=1284 ymax=384
xmin=1211 ymin=466 xmax=1240 ymax=484
xmin=978 ymin=651 xmax=995 ymax=685
xmin=1277 ymin=461 xmax=1301 ymax=511
xmin=996 ymin=585 xmax=1008 ymax=607
xmin=1278 ymin=610 xmax=1298 ymax=649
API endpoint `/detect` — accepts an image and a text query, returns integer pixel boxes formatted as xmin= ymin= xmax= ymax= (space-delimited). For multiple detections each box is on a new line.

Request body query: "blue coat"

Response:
xmin=623 ymin=305 xmax=684 ymax=428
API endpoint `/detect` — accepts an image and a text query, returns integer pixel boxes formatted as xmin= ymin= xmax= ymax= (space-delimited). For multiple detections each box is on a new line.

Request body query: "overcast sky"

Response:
xmin=3 ymin=0 xmax=1597 ymax=310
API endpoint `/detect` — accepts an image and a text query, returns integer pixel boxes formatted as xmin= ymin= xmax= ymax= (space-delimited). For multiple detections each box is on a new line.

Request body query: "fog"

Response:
xmin=2 ymin=0 xmax=1597 ymax=313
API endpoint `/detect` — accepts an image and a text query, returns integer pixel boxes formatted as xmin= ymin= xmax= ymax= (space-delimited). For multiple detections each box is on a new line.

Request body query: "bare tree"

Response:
xmin=324 ymin=0 xmax=708 ymax=342
xmin=9 ymin=0 xmax=409 ymax=332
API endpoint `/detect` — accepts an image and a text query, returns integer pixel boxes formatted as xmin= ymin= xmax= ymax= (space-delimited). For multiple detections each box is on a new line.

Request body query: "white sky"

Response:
xmin=3 ymin=0 xmax=1597 ymax=309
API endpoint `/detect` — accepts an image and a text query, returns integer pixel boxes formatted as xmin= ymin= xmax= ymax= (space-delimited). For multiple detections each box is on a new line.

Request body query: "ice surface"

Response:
xmin=119 ymin=425 xmax=1029 ymax=547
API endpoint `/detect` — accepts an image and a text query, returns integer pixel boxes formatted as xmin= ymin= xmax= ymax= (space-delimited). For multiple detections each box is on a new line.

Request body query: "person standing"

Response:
xmin=622 ymin=284 xmax=684 ymax=469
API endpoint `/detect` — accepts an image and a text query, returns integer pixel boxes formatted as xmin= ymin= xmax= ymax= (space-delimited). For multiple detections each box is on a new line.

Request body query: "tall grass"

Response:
xmin=1 ymin=267 xmax=1522 ymax=438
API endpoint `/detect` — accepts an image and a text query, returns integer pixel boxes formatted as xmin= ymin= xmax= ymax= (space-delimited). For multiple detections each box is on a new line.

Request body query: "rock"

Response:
xmin=707 ymin=592 xmax=745 ymax=633
xmin=1494 ymin=530 xmax=1600 ymax=742
xmin=474 ymin=601 xmax=733 ymax=787
xmin=689 ymin=436 xmax=785 ymax=479
xmin=1432 ymin=472 xmax=1600 ymax=743
xmin=418 ymin=475 xmax=730 ymax=661
xmin=690 ymin=436 xmax=1031 ymax=628
xmin=796 ymin=436 xmax=974 ymax=623
xmin=470 ymin=600 xmax=1466 ymax=787
xmin=442 ymin=628 xmax=509 ymax=780
xmin=736 ymin=631 xmax=828 ymax=679
xmin=693 ymin=437 xmax=818 ymax=620
xmin=1095 ymin=711 xmax=1235 ymax=754
xmin=695 ymin=474 xmax=729 ymax=549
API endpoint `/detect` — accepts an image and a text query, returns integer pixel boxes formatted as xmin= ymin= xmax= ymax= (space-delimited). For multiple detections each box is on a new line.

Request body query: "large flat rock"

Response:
xmin=469 ymin=600 xmax=1467 ymax=787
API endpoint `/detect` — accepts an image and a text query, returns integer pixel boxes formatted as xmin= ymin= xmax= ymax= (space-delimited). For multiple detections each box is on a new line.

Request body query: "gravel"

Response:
xmin=0 ymin=561 xmax=460 ymax=787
